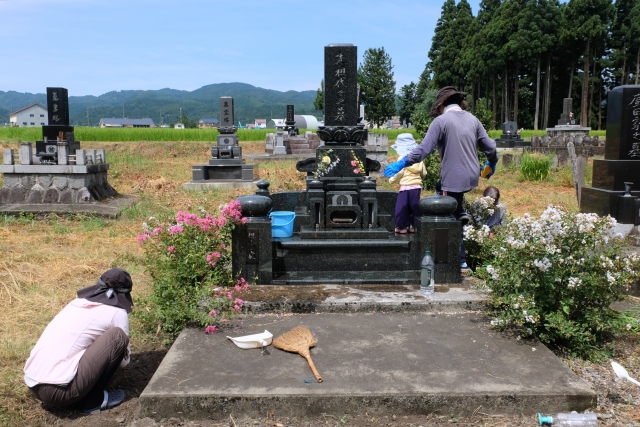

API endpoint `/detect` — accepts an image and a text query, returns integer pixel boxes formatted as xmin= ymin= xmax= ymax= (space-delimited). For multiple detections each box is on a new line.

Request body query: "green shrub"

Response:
xmin=466 ymin=206 xmax=640 ymax=359
xmin=520 ymin=152 xmax=551 ymax=181
xmin=134 ymin=202 xmax=249 ymax=339
xmin=421 ymin=153 xmax=441 ymax=191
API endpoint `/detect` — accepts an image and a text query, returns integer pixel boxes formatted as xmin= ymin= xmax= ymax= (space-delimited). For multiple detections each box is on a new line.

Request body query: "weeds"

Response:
xmin=520 ymin=152 xmax=551 ymax=182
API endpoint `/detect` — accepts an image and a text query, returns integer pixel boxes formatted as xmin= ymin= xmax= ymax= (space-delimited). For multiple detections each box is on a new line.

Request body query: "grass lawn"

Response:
xmin=0 ymin=138 xmax=593 ymax=425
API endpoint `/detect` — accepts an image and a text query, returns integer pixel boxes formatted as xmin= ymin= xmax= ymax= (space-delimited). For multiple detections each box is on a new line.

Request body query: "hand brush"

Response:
xmin=273 ymin=326 xmax=323 ymax=382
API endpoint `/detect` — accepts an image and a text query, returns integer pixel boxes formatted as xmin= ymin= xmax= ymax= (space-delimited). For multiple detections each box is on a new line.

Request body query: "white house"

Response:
xmin=10 ymin=104 xmax=48 ymax=127
xmin=254 ymin=119 xmax=267 ymax=129
xmin=174 ymin=123 xmax=185 ymax=129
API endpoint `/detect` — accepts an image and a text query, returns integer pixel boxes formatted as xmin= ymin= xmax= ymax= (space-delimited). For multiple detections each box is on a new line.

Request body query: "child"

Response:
xmin=390 ymin=148 xmax=427 ymax=233
xmin=481 ymin=186 xmax=507 ymax=228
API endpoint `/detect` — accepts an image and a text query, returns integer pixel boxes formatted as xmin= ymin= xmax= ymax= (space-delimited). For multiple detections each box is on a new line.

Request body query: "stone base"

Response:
xmin=0 ymin=194 xmax=137 ymax=219
xmin=191 ymin=163 xmax=255 ymax=181
xmin=495 ymin=139 xmax=530 ymax=148
xmin=546 ymin=126 xmax=591 ymax=138
xmin=580 ymin=186 xmax=640 ymax=221
xmin=591 ymin=159 xmax=640 ymax=191
xmin=0 ymin=171 xmax=117 ymax=204
xmin=183 ymin=180 xmax=261 ymax=191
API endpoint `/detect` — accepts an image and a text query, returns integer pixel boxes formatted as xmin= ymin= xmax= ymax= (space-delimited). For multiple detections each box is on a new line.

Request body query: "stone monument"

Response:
xmin=231 ymin=44 xmax=461 ymax=286
xmin=185 ymin=97 xmax=257 ymax=189
xmin=581 ymin=85 xmax=640 ymax=223
xmin=0 ymin=87 xmax=117 ymax=205
xmin=546 ymin=98 xmax=591 ymax=139
xmin=494 ymin=121 xmax=528 ymax=148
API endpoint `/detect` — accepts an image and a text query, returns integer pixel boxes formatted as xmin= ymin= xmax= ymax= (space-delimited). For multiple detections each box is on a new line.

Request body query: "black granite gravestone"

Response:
xmin=581 ymin=85 xmax=640 ymax=223
xmin=38 ymin=88 xmax=78 ymax=163
xmin=495 ymin=121 xmax=528 ymax=148
xmin=230 ymin=44 xmax=460 ymax=286
xmin=189 ymin=97 xmax=254 ymax=183
xmin=284 ymin=104 xmax=298 ymax=136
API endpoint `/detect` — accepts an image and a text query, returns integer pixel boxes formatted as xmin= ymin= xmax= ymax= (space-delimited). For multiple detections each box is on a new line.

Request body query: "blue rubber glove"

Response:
xmin=480 ymin=160 xmax=497 ymax=179
xmin=384 ymin=157 xmax=410 ymax=177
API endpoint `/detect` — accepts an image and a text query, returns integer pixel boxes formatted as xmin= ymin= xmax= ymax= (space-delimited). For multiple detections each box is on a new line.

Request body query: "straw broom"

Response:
xmin=273 ymin=326 xmax=323 ymax=383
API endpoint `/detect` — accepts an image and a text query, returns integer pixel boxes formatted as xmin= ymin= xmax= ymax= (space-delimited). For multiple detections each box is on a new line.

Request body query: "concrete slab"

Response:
xmin=0 ymin=194 xmax=137 ymax=219
xmin=183 ymin=180 xmax=261 ymax=191
xmin=139 ymin=312 xmax=594 ymax=421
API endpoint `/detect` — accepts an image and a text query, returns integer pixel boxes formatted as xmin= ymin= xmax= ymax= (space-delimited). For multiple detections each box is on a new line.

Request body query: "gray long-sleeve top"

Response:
xmin=406 ymin=110 xmax=498 ymax=193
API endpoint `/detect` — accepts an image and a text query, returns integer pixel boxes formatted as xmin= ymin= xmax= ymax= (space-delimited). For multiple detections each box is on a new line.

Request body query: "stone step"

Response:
xmin=271 ymin=270 xmax=420 ymax=285
xmin=139 ymin=313 xmax=595 ymax=421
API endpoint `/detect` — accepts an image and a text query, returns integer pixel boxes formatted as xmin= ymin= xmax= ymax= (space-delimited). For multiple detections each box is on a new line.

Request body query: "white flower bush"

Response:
xmin=467 ymin=205 xmax=640 ymax=359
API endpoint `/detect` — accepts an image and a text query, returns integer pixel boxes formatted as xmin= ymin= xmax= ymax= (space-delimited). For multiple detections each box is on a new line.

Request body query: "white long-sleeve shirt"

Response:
xmin=24 ymin=298 xmax=130 ymax=387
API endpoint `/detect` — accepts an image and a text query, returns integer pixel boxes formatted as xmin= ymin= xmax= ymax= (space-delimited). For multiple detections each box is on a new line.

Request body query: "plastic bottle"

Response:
xmin=420 ymin=250 xmax=435 ymax=295
xmin=538 ymin=411 xmax=598 ymax=426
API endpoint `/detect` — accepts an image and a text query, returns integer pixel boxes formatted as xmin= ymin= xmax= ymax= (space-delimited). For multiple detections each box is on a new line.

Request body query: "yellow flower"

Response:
xmin=322 ymin=156 xmax=331 ymax=164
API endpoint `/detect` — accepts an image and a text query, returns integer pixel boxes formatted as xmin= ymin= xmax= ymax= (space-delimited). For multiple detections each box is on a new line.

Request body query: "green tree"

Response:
xmin=314 ymin=79 xmax=324 ymax=112
xmin=397 ymin=82 xmax=418 ymax=125
xmin=177 ymin=112 xmax=197 ymax=128
xmin=359 ymin=47 xmax=397 ymax=127
xmin=562 ymin=0 xmax=615 ymax=126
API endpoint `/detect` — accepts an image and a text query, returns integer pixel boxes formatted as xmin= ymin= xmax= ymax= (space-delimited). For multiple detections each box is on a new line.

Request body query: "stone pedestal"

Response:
xmin=494 ymin=121 xmax=529 ymax=148
xmin=232 ymin=195 xmax=273 ymax=285
xmin=581 ymin=85 xmax=640 ymax=223
xmin=417 ymin=196 xmax=461 ymax=284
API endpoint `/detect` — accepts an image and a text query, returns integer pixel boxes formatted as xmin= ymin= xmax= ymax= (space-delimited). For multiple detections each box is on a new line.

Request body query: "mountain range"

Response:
xmin=0 ymin=83 xmax=321 ymax=126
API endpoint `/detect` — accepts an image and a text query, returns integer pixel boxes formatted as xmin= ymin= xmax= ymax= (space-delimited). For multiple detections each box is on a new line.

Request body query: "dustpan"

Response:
xmin=227 ymin=330 xmax=273 ymax=349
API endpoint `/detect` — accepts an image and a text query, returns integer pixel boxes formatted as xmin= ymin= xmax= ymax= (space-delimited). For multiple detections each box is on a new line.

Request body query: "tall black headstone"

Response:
xmin=316 ymin=44 xmax=365 ymax=145
xmin=46 ymin=87 xmax=70 ymax=125
xmin=37 ymin=87 xmax=77 ymax=162
xmin=324 ymin=44 xmax=358 ymax=127
xmin=581 ymin=85 xmax=640 ymax=223
xmin=219 ymin=96 xmax=234 ymax=129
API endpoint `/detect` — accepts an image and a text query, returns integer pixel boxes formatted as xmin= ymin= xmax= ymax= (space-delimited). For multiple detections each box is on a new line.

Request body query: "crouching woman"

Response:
xmin=23 ymin=268 xmax=133 ymax=414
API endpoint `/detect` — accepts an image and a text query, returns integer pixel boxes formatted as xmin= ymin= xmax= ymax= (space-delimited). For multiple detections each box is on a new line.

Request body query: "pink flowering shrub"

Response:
xmin=135 ymin=201 xmax=250 ymax=338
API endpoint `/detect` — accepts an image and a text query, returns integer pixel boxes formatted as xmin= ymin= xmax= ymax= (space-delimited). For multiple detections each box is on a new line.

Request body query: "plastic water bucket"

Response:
xmin=269 ymin=211 xmax=296 ymax=238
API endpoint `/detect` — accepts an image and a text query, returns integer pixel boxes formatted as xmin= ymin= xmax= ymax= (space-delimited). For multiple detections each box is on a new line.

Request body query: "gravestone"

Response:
xmin=494 ymin=121 xmax=528 ymax=148
xmin=231 ymin=43 xmax=461 ymax=286
xmin=0 ymin=87 xmax=117 ymax=204
xmin=284 ymin=105 xmax=298 ymax=136
xmin=581 ymin=85 xmax=640 ymax=223
xmin=557 ymin=98 xmax=576 ymax=126
xmin=546 ymin=97 xmax=590 ymax=139
xmin=186 ymin=97 xmax=256 ymax=188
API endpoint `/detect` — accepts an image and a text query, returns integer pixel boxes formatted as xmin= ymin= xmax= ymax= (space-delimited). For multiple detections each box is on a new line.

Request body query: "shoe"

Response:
xmin=459 ymin=214 xmax=472 ymax=226
xmin=83 ymin=389 xmax=126 ymax=414
xmin=394 ymin=227 xmax=408 ymax=234
xmin=408 ymin=226 xmax=416 ymax=233
xmin=460 ymin=262 xmax=469 ymax=269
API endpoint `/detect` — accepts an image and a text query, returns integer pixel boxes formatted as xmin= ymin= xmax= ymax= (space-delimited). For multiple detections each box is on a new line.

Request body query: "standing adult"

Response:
xmin=384 ymin=86 xmax=498 ymax=267
xmin=24 ymin=268 xmax=133 ymax=414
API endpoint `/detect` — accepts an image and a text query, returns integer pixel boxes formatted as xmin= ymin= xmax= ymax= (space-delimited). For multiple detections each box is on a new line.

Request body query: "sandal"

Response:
xmin=83 ymin=389 xmax=126 ymax=414
xmin=394 ymin=227 xmax=408 ymax=234
xmin=408 ymin=226 xmax=416 ymax=233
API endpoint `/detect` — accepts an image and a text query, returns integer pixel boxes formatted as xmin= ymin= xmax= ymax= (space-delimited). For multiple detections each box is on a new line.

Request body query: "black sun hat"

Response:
xmin=77 ymin=268 xmax=134 ymax=313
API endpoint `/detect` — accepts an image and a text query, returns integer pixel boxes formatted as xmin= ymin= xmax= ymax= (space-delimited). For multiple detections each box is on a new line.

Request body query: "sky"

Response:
xmin=0 ymin=0 xmax=482 ymax=97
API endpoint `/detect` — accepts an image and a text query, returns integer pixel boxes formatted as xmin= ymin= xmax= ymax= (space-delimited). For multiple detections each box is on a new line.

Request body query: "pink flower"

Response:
xmin=234 ymin=304 xmax=241 ymax=312
xmin=220 ymin=243 xmax=226 ymax=249
xmin=227 ymin=291 xmax=233 ymax=299
xmin=241 ymin=217 xmax=249 ymax=224
xmin=209 ymin=309 xmax=218 ymax=317
xmin=136 ymin=233 xmax=149 ymax=244
xmin=168 ymin=225 xmax=183 ymax=235
xmin=152 ymin=227 xmax=162 ymax=235
xmin=354 ymin=168 xmax=361 ymax=174
xmin=167 ymin=245 xmax=176 ymax=253
xmin=206 ymin=252 xmax=221 ymax=266
xmin=234 ymin=298 xmax=244 ymax=305
xmin=222 ymin=318 xmax=228 ymax=323
xmin=205 ymin=325 xmax=218 ymax=334
xmin=351 ymin=160 xmax=357 ymax=167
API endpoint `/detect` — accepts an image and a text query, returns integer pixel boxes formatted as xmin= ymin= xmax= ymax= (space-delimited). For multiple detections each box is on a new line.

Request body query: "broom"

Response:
xmin=273 ymin=326 xmax=323 ymax=383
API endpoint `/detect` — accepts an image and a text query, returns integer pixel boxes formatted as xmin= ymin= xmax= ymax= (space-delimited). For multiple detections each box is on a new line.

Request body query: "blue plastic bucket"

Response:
xmin=269 ymin=211 xmax=296 ymax=238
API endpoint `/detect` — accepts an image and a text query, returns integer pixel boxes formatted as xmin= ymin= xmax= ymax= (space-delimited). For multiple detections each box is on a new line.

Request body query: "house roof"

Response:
xmin=255 ymin=119 xmax=267 ymax=124
xmin=199 ymin=118 xmax=219 ymax=123
xmin=100 ymin=118 xmax=155 ymax=126
xmin=10 ymin=104 xmax=46 ymax=115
